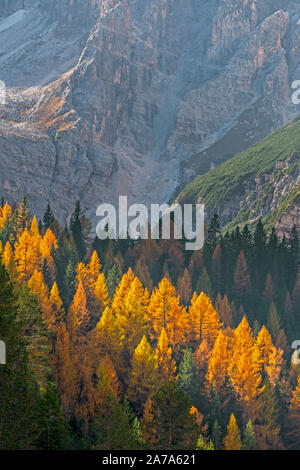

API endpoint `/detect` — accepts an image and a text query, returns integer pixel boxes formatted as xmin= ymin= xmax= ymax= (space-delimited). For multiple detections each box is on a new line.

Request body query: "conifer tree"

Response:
xmin=242 ymin=419 xmax=257 ymax=450
xmin=0 ymin=262 xmax=40 ymax=449
xmin=196 ymin=267 xmax=213 ymax=299
xmin=14 ymin=228 xmax=41 ymax=280
xmin=70 ymin=201 xmax=85 ymax=259
xmin=43 ymin=204 xmax=55 ymax=230
xmin=188 ymin=291 xmax=221 ymax=347
xmin=234 ymin=250 xmax=251 ymax=304
xmin=106 ymin=264 xmax=122 ymax=298
xmin=155 ymin=328 xmax=176 ymax=385
xmin=127 ymin=336 xmax=158 ymax=410
xmin=178 ymin=349 xmax=200 ymax=407
xmin=49 ymin=282 xmax=65 ymax=330
xmin=229 ymin=317 xmax=262 ymax=402
xmin=223 ymin=414 xmax=242 ymax=450
xmin=148 ymin=381 xmax=198 ymax=450
xmin=63 ymin=260 xmax=76 ymax=308
xmin=211 ymin=419 xmax=222 ymax=450
xmin=148 ymin=277 xmax=188 ymax=348
xmin=177 ymin=268 xmax=192 ymax=305
xmin=68 ymin=279 xmax=91 ymax=336
xmin=207 ymin=329 xmax=230 ymax=393
xmin=267 ymin=302 xmax=281 ymax=343
xmin=255 ymin=381 xmax=280 ymax=450
xmin=36 ymin=382 xmax=70 ymax=450
xmin=16 ymin=196 xmax=31 ymax=234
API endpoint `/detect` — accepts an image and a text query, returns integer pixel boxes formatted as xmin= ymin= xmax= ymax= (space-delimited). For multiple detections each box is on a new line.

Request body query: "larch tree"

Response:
xmin=176 ymin=268 xmax=192 ymax=305
xmin=14 ymin=228 xmax=41 ymax=281
xmin=27 ymin=270 xmax=52 ymax=327
xmin=155 ymin=328 xmax=177 ymax=385
xmin=128 ymin=335 xmax=158 ymax=410
xmin=49 ymin=282 xmax=65 ymax=331
xmin=223 ymin=414 xmax=242 ymax=450
xmin=234 ymin=250 xmax=251 ymax=303
xmin=115 ymin=276 xmax=149 ymax=370
xmin=188 ymin=291 xmax=221 ymax=348
xmin=229 ymin=317 xmax=262 ymax=403
xmin=97 ymin=354 xmax=121 ymax=405
xmin=68 ymin=279 xmax=91 ymax=336
xmin=207 ymin=329 xmax=230 ymax=393
xmin=147 ymin=277 xmax=188 ymax=349
xmin=255 ymin=326 xmax=283 ymax=387
xmin=0 ymin=201 xmax=12 ymax=230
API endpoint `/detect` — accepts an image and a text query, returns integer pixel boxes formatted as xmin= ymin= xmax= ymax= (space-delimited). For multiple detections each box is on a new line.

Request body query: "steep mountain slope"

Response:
xmin=0 ymin=0 xmax=300 ymax=224
xmin=177 ymin=118 xmax=300 ymax=236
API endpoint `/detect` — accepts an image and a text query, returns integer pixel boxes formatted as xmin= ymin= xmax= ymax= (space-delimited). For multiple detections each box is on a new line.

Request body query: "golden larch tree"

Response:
xmin=255 ymin=325 xmax=283 ymax=387
xmin=207 ymin=329 xmax=230 ymax=393
xmin=68 ymin=279 xmax=91 ymax=336
xmin=14 ymin=228 xmax=41 ymax=281
xmin=155 ymin=328 xmax=177 ymax=384
xmin=49 ymin=282 xmax=65 ymax=331
xmin=27 ymin=270 xmax=52 ymax=325
xmin=229 ymin=317 xmax=262 ymax=402
xmin=128 ymin=335 xmax=158 ymax=409
xmin=0 ymin=201 xmax=12 ymax=229
xmin=188 ymin=291 xmax=221 ymax=347
xmin=147 ymin=277 xmax=188 ymax=349
xmin=223 ymin=414 xmax=242 ymax=450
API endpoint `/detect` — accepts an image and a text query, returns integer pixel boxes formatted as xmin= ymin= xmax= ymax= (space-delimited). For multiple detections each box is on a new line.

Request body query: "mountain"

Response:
xmin=0 ymin=0 xmax=300 ymax=224
xmin=177 ymin=117 xmax=300 ymax=237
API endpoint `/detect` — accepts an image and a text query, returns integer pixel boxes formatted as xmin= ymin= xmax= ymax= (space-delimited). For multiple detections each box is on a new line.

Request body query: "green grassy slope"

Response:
xmin=178 ymin=118 xmax=300 ymax=231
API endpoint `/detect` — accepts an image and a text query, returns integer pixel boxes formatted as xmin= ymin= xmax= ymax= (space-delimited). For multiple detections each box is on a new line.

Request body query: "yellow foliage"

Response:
xmin=224 ymin=414 xmax=242 ymax=450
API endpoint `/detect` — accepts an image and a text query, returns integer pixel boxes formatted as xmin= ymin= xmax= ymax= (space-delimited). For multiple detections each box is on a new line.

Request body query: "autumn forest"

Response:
xmin=1 ymin=197 xmax=300 ymax=450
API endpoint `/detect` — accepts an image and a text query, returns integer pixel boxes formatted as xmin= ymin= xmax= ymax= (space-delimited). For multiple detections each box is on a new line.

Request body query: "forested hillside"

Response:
xmin=1 ymin=197 xmax=300 ymax=450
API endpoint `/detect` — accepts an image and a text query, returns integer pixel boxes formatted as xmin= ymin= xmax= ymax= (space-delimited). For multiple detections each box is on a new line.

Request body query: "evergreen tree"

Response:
xmin=106 ymin=264 xmax=122 ymax=298
xmin=16 ymin=195 xmax=31 ymax=234
xmin=196 ymin=267 xmax=213 ymax=299
xmin=242 ymin=419 xmax=257 ymax=450
xmin=149 ymin=382 xmax=198 ymax=450
xmin=43 ymin=204 xmax=55 ymax=230
xmin=36 ymin=382 xmax=70 ymax=450
xmin=178 ymin=349 xmax=200 ymax=408
xmin=267 ymin=302 xmax=281 ymax=344
xmin=70 ymin=201 xmax=85 ymax=259
xmin=0 ymin=262 xmax=40 ymax=449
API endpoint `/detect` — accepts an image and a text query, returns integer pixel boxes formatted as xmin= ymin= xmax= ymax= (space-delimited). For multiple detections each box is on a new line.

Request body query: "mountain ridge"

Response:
xmin=0 ymin=0 xmax=300 ymax=224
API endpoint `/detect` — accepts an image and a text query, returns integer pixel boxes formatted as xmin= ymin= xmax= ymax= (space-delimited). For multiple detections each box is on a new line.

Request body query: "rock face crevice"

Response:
xmin=0 ymin=0 xmax=300 ymax=224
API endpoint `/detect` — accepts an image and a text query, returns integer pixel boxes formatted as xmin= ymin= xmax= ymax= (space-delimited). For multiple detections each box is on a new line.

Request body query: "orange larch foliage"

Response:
xmin=49 ymin=282 xmax=65 ymax=331
xmin=68 ymin=279 xmax=91 ymax=336
xmin=27 ymin=270 xmax=52 ymax=326
xmin=223 ymin=414 xmax=242 ymax=450
xmin=97 ymin=354 xmax=122 ymax=404
xmin=128 ymin=335 xmax=158 ymax=409
xmin=0 ymin=201 xmax=12 ymax=230
xmin=255 ymin=326 xmax=283 ymax=387
xmin=147 ymin=277 xmax=188 ymax=349
xmin=14 ymin=228 xmax=41 ymax=281
xmin=155 ymin=328 xmax=177 ymax=384
xmin=207 ymin=329 xmax=230 ymax=393
xmin=229 ymin=317 xmax=263 ymax=401
xmin=188 ymin=291 xmax=222 ymax=347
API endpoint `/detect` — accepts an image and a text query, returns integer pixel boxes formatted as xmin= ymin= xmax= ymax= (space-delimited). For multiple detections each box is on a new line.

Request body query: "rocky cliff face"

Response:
xmin=0 ymin=0 xmax=300 ymax=225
